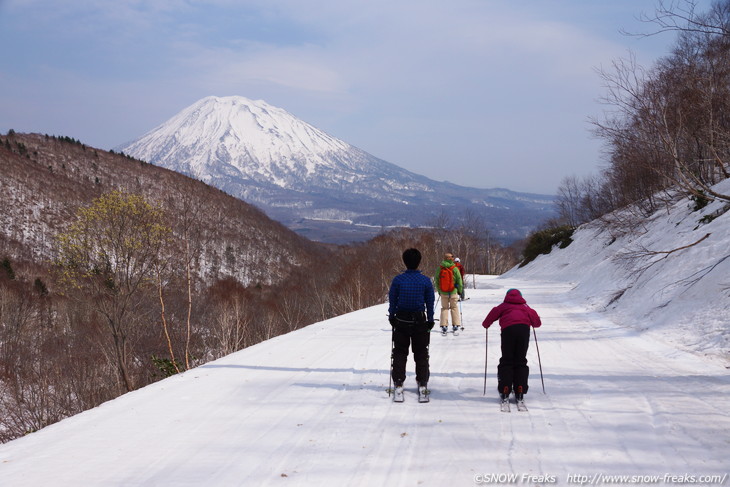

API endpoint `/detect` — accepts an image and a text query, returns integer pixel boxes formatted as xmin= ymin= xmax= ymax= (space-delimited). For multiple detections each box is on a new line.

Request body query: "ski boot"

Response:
xmin=418 ymin=383 xmax=430 ymax=403
xmin=500 ymin=386 xmax=511 ymax=412
xmin=515 ymin=386 xmax=524 ymax=402
xmin=393 ymin=385 xmax=404 ymax=403
xmin=515 ymin=386 xmax=527 ymax=411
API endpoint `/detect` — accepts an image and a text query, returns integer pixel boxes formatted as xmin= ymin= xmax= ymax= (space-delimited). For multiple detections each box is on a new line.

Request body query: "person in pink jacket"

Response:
xmin=482 ymin=288 xmax=541 ymax=402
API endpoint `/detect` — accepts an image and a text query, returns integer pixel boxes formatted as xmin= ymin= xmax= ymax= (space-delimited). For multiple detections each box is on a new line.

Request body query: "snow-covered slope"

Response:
xmin=0 ymin=276 xmax=727 ymax=486
xmin=507 ymin=178 xmax=730 ymax=365
xmin=116 ymin=96 xmax=555 ymax=243
xmin=3 ymin=179 xmax=728 ymax=485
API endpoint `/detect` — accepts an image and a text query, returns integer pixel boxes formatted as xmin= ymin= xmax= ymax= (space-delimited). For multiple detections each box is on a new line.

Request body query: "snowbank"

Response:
xmin=508 ymin=179 xmax=730 ymax=366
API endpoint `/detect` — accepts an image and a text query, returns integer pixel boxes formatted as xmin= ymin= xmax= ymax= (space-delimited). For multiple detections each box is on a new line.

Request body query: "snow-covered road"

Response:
xmin=0 ymin=276 xmax=728 ymax=486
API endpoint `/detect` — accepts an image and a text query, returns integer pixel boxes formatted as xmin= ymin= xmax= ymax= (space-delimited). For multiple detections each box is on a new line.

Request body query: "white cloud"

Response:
xmin=172 ymin=41 xmax=348 ymax=95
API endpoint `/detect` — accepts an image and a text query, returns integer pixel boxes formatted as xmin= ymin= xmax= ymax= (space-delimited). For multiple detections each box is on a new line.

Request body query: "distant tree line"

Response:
xmin=48 ymin=134 xmax=84 ymax=147
xmin=1 ymin=132 xmax=30 ymax=157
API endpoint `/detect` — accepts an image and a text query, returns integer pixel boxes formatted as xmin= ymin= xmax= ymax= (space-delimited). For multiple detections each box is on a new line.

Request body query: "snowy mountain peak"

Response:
xmin=119 ymin=95 xmax=353 ymax=186
xmin=118 ymin=95 xmax=556 ymax=243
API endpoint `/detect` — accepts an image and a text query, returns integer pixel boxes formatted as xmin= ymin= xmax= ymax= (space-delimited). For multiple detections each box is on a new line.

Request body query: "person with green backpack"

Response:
xmin=434 ymin=252 xmax=463 ymax=335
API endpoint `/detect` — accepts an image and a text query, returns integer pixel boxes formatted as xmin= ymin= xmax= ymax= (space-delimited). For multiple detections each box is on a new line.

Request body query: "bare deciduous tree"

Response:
xmin=55 ymin=191 xmax=171 ymax=392
xmin=592 ymin=0 xmax=730 ymax=220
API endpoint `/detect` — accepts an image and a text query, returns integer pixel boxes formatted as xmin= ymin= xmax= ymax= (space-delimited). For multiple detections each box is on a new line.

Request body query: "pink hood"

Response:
xmin=504 ymin=289 xmax=526 ymax=305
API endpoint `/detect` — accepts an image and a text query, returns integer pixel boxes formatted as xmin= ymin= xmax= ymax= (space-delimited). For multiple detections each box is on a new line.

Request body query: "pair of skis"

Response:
xmin=389 ymin=387 xmax=527 ymax=410
xmin=390 ymin=386 xmax=430 ymax=403
xmin=388 ymin=387 xmax=527 ymax=410
xmin=500 ymin=395 xmax=528 ymax=413
xmin=441 ymin=326 xmax=463 ymax=337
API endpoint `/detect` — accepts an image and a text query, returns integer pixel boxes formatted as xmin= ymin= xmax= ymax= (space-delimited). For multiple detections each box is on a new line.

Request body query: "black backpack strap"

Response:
xmin=394 ymin=311 xmax=428 ymax=334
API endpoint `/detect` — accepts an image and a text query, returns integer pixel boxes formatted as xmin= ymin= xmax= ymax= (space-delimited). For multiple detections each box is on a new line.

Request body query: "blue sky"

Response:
xmin=0 ymin=0 xmax=712 ymax=194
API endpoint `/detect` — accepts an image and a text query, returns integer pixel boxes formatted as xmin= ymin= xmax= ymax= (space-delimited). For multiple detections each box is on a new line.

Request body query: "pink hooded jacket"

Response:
xmin=482 ymin=289 xmax=541 ymax=330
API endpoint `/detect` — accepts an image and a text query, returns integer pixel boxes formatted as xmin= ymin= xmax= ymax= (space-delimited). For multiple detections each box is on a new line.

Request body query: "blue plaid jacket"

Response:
xmin=388 ymin=270 xmax=435 ymax=322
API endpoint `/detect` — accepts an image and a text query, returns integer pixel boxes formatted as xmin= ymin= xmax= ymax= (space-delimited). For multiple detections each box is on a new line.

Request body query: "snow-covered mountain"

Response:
xmin=117 ymin=96 xmax=555 ymax=243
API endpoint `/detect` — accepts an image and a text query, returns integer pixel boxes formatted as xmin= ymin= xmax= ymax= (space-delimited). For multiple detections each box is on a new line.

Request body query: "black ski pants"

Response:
xmin=391 ymin=312 xmax=430 ymax=387
xmin=497 ymin=323 xmax=531 ymax=395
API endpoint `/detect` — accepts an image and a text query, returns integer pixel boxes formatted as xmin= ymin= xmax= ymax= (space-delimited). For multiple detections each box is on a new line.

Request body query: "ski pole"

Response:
xmin=483 ymin=326 xmax=488 ymax=395
xmin=533 ymin=327 xmax=545 ymax=394
xmin=389 ymin=331 xmax=394 ymax=397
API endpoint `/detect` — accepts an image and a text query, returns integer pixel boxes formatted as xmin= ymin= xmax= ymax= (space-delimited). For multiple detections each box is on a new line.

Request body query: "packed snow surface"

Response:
xmin=0 ymin=275 xmax=728 ymax=486
xmin=1 ymin=179 xmax=729 ymax=485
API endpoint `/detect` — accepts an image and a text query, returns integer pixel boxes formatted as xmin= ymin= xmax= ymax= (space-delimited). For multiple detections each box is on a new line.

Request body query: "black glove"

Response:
xmin=426 ymin=321 xmax=435 ymax=331
xmin=389 ymin=316 xmax=398 ymax=328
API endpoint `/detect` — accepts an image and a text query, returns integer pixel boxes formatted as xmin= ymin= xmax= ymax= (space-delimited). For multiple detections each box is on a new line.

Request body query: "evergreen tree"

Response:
xmin=1 ymin=257 xmax=16 ymax=280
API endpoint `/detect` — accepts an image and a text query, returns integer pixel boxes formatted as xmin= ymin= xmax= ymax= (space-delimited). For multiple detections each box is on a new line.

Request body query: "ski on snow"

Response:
xmin=418 ymin=386 xmax=430 ymax=403
xmin=387 ymin=386 xmax=430 ymax=403
xmin=441 ymin=326 xmax=463 ymax=336
xmin=392 ymin=387 xmax=404 ymax=402
xmin=500 ymin=397 xmax=528 ymax=413
xmin=500 ymin=398 xmax=511 ymax=412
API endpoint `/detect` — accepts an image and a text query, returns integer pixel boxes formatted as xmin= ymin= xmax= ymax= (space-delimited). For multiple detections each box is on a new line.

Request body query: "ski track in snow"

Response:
xmin=0 ymin=276 xmax=728 ymax=486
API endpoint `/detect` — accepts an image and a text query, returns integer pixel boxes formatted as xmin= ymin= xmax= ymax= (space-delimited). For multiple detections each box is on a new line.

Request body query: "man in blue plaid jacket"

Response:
xmin=388 ymin=248 xmax=435 ymax=396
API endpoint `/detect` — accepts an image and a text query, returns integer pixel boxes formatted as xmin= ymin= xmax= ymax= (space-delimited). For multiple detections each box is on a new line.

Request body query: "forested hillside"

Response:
xmin=0 ymin=132 xmax=515 ymax=442
xmin=1 ymin=132 xmax=323 ymax=285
